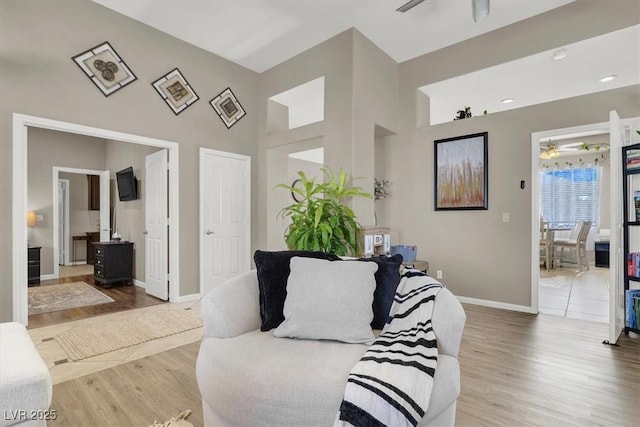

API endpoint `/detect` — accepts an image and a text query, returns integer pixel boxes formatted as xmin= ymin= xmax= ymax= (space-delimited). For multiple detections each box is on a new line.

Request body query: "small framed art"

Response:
xmin=210 ymin=87 xmax=246 ymax=129
xmin=434 ymin=132 xmax=488 ymax=210
xmin=152 ymin=68 xmax=199 ymax=115
xmin=71 ymin=41 xmax=137 ymax=97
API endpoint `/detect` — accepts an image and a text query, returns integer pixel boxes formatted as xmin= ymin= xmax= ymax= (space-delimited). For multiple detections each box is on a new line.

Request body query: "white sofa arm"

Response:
xmin=432 ymin=288 xmax=466 ymax=357
xmin=201 ymin=270 xmax=261 ymax=339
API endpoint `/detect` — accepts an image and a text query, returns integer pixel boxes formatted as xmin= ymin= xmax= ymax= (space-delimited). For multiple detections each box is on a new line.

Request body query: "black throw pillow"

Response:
xmin=357 ymin=254 xmax=403 ymax=329
xmin=254 ymin=250 xmax=341 ymax=331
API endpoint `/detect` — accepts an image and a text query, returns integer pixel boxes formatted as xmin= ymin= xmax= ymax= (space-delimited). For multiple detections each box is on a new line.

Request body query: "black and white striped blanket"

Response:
xmin=335 ymin=271 xmax=443 ymax=427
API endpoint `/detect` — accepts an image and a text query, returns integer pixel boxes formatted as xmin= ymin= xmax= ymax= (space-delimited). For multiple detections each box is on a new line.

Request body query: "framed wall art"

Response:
xmin=434 ymin=132 xmax=488 ymax=210
xmin=152 ymin=68 xmax=199 ymax=115
xmin=210 ymin=87 xmax=246 ymax=129
xmin=71 ymin=41 xmax=137 ymax=97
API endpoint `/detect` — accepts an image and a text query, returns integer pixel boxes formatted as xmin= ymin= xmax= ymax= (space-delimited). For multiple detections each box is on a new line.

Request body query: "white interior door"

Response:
xmin=57 ymin=179 xmax=69 ymax=265
xmin=99 ymin=170 xmax=110 ymax=242
xmin=146 ymin=149 xmax=169 ymax=300
xmin=200 ymin=148 xmax=250 ymax=296
xmin=609 ymin=111 xmax=623 ymax=344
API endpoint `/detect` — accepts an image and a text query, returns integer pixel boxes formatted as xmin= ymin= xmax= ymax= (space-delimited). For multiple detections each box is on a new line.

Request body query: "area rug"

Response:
xmin=28 ymin=281 xmax=115 ymax=315
xmin=55 ymin=309 xmax=202 ymax=361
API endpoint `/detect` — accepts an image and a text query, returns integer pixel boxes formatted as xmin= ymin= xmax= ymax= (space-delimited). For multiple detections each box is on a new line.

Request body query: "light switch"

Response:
xmin=502 ymin=213 xmax=510 ymax=223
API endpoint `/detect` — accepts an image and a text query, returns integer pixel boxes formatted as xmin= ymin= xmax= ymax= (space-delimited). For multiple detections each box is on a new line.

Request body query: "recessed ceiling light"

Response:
xmin=552 ymin=49 xmax=567 ymax=60
xmin=599 ymin=75 xmax=617 ymax=83
xmin=501 ymin=98 xmax=515 ymax=104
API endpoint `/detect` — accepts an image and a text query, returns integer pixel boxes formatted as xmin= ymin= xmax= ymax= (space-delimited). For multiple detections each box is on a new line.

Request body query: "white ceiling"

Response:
xmin=94 ymin=0 xmax=573 ymax=73
xmin=421 ymin=25 xmax=640 ymax=124
xmin=94 ymin=1 xmax=638 ymax=124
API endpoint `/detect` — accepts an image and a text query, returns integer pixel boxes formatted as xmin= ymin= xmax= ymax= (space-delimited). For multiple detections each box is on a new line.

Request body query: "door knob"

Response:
xmin=206 ymin=230 xmax=215 ymax=235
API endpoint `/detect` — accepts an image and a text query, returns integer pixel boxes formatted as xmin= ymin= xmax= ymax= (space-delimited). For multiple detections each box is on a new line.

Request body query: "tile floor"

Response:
xmin=539 ymin=265 xmax=609 ymax=323
xmin=28 ymin=299 xmax=203 ymax=385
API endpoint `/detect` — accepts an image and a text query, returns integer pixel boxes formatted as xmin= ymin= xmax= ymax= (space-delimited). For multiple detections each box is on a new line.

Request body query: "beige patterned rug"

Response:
xmin=55 ymin=309 xmax=202 ymax=361
xmin=28 ymin=281 xmax=114 ymax=315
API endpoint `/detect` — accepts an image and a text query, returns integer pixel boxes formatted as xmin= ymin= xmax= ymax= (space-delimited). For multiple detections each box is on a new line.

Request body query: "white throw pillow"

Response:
xmin=273 ymin=257 xmax=378 ymax=344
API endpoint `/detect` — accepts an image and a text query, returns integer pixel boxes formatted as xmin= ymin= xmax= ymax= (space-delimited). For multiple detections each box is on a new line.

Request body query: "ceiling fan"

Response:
xmin=539 ymin=142 xmax=582 ymax=159
xmin=396 ymin=0 xmax=490 ymax=23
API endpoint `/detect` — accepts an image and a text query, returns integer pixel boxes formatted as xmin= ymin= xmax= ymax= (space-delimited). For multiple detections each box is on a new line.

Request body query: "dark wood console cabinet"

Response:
xmin=28 ymin=246 xmax=41 ymax=286
xmin=92 ymin=241 xmax=133 ymax=287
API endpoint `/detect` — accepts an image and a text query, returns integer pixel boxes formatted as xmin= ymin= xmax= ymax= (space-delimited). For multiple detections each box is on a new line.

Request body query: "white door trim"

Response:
xmin=12 ymin=113 xmax=180 ymax=325
xmin=53 ymin=167 xmax=108 ymax=278
xmin=57 ymin=178 xmax=70 ymax=266
xmin=530 ymin=121 xmax=609 ymax=315
xmin=199 ymin=147 xmax=251 ymax=297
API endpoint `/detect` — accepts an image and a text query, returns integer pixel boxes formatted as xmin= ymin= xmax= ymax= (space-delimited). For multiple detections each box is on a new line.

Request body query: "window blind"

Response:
xmin=539 ymin=167 xmax=600 ymax=228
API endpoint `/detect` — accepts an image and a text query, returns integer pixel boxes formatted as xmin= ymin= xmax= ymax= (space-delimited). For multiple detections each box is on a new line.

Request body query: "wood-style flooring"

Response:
xmin=50 ymin=342 xmax=202 ymax=427
xmin=48 ymin=304 xmax=639 ymax=427
xmin=28 ymin=274 xmax=165 ymax=329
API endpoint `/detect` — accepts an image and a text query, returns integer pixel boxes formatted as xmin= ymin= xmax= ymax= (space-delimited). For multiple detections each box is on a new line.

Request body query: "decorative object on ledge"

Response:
xmin=434 ymin=132 xmax=488 ymax=210
xmin=453 ymin=106 xmax=472 ymax=120
xmin=72 ymin=41 xmax=137 ymax=97
xmin=152 ymin=68 xmax=199 ymax=115
xmin=290 ymin=178 xmax=303 ymax=202
xmin=374 ymin=178 xmax=390 ymax=201
xmin=210 ymin=87 xmax=246 ymax=129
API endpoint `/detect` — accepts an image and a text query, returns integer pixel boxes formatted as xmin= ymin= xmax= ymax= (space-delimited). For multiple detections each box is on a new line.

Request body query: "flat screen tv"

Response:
xmin=116 ymin=167 xmax=138 ymax=201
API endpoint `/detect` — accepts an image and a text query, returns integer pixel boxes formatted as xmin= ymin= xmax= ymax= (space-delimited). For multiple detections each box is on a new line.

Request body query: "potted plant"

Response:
xmin=278 ymin=168 xmax=371 ymax=256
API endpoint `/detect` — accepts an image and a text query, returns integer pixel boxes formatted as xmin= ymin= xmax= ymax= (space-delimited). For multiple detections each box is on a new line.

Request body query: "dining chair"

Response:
xmin=539 ymin=220 xmax=554 ymax=271
xmin=554 ymin=220 xmax=592 ymax=271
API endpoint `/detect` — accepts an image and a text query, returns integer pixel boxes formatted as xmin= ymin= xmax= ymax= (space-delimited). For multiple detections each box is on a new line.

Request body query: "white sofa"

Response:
xmin=196 ymin=270 xmax=466 ymax=426
xmin=0 ymin=322 xmax=52 ymax=427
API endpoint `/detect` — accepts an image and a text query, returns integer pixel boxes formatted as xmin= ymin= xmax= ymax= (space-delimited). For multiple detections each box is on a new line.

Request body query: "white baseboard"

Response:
xmin=64 ymin=262 xmax=87 ymax=266
xmin=40 ymin=274 xmax=56 ymax=281
xmin=134 ymin=279 xmax=145 ymax=289
xmin=456 ymin=296 xmax=535 ymax=314
xmin=172 ymin=293 xmax=202 ymax=303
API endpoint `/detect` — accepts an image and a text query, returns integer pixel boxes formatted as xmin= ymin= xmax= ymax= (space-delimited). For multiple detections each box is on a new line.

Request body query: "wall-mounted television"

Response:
xmin=116 ymin=167 xmax=138 ymax=201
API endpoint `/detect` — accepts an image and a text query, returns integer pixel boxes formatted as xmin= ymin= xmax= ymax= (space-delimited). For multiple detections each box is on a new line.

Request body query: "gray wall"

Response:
xmin=256 ymin=0 xmax=640 ymax=309
xmin=105 ymin=140 xmax=162 ymax=282
xmin=3 ymin=0 xmax=639 ymax=321
xmin=1 ymin=0 xmax=259 ymax=320
xmin=386 ymin=0 xmax=640 ymax=307
xmin=27 ymin=128 xmax=107 ymax=276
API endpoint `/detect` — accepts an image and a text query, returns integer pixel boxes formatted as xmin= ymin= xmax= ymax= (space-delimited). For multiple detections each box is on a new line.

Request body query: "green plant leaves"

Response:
xmin=277 ymin=167 xmax=371 ymax=256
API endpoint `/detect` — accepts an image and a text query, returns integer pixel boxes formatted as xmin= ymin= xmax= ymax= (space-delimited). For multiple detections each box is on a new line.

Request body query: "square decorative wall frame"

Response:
xmin=434 ymin=132 xmax=488 ymax=210
xmin=71 ymin=41 xmax=137 ymax=97
xmin=210 ymin=87 xmax=246 ymax=129
xmin=152 ymin=68 xmax=199 ymax=115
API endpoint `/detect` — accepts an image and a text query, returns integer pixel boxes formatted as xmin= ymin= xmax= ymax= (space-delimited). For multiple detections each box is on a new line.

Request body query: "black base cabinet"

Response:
xmin=28 ymin=246 xmax=41 ymax=286
xmin=92 ymin=241 xmax=133 ymax=287
xmin=594 ymin=241 xmax=610 ymax=268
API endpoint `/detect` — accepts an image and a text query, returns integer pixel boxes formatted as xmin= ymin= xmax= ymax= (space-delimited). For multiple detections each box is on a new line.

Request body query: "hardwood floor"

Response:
xmin=50 ymin=342 xmax=202 ymax=427
xmin=47 ymin=304 xmax=639 ymax=427
xmin=28 ymin=274 xmax=165 ymax=329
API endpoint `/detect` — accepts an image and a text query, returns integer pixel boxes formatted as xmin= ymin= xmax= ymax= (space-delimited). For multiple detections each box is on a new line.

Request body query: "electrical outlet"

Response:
xmin=436 ymin=270 xmax=443 ymax=280
xmin=502 ymin=212 xmax=510 ymax=223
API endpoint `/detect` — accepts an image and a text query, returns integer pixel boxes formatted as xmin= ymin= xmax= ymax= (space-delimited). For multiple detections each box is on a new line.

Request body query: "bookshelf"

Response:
xmin=621 ymin=143 xmax=640 ymax=335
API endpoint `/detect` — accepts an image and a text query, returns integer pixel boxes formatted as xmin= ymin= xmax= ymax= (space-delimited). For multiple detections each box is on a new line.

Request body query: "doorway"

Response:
xmin=531 ymin=114 xmax=640 ymax=344
xmin=535 ymin=128 xmax=611 ymax=324
xmin=52 ymin=167 xmax=110 ymax=281
xmin=12 ymin=113 xmax=181 ymax=326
